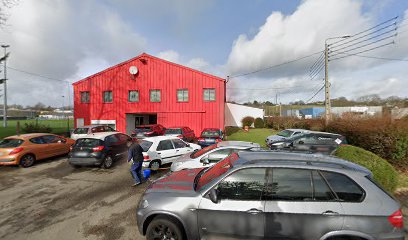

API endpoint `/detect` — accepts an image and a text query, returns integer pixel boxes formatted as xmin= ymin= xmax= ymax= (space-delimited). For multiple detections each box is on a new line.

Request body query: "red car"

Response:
xmin=131 ymin=124 xmax=166 ymax=138
xmin=164 ymin=126 xmax=196 ymax=142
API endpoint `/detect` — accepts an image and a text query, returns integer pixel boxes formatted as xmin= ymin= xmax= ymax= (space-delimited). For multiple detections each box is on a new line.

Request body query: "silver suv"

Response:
xmin=136 ymin=151 xmax=404 ymax=240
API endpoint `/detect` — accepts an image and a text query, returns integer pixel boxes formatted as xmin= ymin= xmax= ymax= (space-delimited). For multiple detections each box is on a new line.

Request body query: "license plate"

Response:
xmin=76 ymin=152 xmax=88 ymax=157
xmin=205 ymin=139 xmax=214 ymax=143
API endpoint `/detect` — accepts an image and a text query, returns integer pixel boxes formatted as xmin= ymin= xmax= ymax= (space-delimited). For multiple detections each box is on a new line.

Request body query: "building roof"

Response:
xmin=73 ymin=53 xmax=225 ymax=86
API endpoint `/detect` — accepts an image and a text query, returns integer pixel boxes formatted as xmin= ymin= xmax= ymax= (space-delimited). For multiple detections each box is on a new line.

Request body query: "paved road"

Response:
xmin=0 ymin=157 xmax=164 ymax=240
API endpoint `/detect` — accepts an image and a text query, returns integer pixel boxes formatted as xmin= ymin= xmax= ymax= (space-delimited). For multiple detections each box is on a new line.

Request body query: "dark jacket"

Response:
xmin=128 ymin=143 xmax=144 ymax=164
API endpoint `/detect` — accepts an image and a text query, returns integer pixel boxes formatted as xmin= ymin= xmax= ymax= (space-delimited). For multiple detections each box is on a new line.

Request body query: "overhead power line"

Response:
xmin=329 ymin=42 xmax=395 ymax=61
xmin=228 ymin=50 xmax=323 ymax=79
xmin=7 ymin=66 xmax=70 ymax=83
xmin=305 ymin=84 xmax=325 ymax=103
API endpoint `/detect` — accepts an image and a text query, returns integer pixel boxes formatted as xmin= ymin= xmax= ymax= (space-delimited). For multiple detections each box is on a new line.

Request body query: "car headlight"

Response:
xmin=272 ymin=142 xmax=284 ymax=146
xmin=138 ymin=199 xmax=149 ymax=209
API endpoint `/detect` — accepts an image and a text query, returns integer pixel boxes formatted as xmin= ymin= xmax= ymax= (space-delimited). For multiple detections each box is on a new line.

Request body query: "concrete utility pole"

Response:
xmin=1 ymin=44 xmax=9 ymax=128
xmin=324 ymin=36 xmax=350 ymax=125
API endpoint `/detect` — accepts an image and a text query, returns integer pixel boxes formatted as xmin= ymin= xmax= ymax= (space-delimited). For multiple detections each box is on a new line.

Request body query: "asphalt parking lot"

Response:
xmin=0 ymin=156 xmax=164 ymax=240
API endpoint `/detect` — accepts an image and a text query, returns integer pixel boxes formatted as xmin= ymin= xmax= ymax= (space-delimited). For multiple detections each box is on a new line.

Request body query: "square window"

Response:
xmin=80 ymin=91 xmax=90 ymax=103
xmin=203 ymin=88 xmax=216 ymax=101
xmin=177 ymin=89 xmax=189 ymax=102
xmin=128 ymin=90 xmax=139 ymax=102
xmin=103 ymin=91 xmax=113 ymax=103
xmin=150 ymin=90 xmax=161 ymax=102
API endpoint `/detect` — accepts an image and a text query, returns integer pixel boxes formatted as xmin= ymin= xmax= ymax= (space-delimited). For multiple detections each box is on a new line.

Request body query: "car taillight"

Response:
xmin=198 ymin=138 xmax=204 ymax=141
xmin=9 ymin=147 xmax=24 ymax=155
xmin=177 ymin=135 xmax=183 ymax=138
xmin=69 ymin=146 xmax=73 ymax=151
xmin=144 ymin=155 xmax=150 ymax=161
xmin=388 ymin=209 xmax=404 ymax=228
xmin=92 ymin=146 xmax=104 ymax=152
xmin=215 ymin=138 xmax=222 ymax=143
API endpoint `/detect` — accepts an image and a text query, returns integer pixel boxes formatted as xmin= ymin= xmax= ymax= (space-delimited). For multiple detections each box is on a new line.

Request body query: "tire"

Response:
xmin=102 ymin=155 xmax=114 ymax=169
xmin=149 ymin=160 xmax=161 ymax=171
xmin=19 ymin=154 xmax=35 ymax=168
xmin=146 ymin=217 xmax=184 ymax=240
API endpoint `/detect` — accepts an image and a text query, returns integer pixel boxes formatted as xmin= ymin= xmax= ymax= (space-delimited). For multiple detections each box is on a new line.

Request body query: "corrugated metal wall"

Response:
xmin=73 ymin=53 xmax=225 ymax=135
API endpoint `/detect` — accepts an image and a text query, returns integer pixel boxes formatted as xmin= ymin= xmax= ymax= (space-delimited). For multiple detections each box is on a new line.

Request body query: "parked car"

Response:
xmin=136 ymin=151 xmax=404 ymax=240
xmin=164 ymin=126 xmax=196 ymax=142
xmin=197 ymin=128 xmax=224 ymax=147
xmin=265 ymin=128 xmax=309 ymax=146
xmin=68 ymin=132 xmax=132 ymax=169
xmin=131 ymin=124 xmax=166 ymax=139
xmin=71 ymin=125 xmax=115 ymax=140
xmin=0 ymin=133 xmax=75 ymax=167
xmin=139 ymin=136 xmax=201 ymax=171
xmin=170 ymin=141 xmax=260 ymax=172
xmin=269 ymin=131 xmax=347 ymax=154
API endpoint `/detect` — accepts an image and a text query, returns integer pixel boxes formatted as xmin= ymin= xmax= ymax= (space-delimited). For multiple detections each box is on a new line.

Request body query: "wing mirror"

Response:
xmin=200 ymin=157 xmax=210 ymax=165
xmin=186 ymin=143 xmax=190 ymax=147
xmin=298 ymin=141 xmax=304 ymax=145
xmin=208 ymin=189 xmax=219 ymax=203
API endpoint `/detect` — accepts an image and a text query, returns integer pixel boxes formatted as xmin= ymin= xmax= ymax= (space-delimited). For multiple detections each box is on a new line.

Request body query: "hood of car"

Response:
xmin=147 ymin=168 xmax=202 ymax=193
xmin=267 ymin=135 xmax=287 ymax=142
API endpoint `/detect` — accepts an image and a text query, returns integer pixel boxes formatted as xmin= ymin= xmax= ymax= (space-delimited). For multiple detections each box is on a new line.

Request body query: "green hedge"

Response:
xmin=254 ymin=118 xmax=264 ymax=128
xmin=334 ymin=145 xmax=398 ymax=192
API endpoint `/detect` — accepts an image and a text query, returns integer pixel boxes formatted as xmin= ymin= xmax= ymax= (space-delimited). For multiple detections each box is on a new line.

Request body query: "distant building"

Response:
xmin=391 ymin=107 xmax=408 ymax=120
xmin=331 ymin=106 xmax=382 ymax=117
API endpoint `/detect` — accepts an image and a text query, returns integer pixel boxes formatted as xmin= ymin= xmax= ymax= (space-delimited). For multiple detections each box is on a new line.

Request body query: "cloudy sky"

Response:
xmin=1 ymin=0 xmax=408 ymax=106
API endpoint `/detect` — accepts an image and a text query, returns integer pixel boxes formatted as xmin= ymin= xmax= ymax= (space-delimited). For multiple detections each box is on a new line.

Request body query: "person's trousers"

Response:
xmin=130 ymin=161 xmax=144 ymax=184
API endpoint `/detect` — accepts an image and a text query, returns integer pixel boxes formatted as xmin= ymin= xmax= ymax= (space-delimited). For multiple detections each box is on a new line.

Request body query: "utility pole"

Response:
xmin=1 ymin=44 xmax=9 ymax=128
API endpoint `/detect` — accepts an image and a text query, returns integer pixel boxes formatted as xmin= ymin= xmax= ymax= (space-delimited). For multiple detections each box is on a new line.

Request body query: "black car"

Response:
xmin=269 ymin=131 xmax=347 ymax=154
xmin=68 ymin=132 xmax=132 ymax=169
xmin=197 ymin=128 xmax=224 ymax=148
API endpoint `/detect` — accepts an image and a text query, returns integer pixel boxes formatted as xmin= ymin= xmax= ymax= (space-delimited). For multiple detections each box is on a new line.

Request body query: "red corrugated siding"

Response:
xmin=73 ymin=53 xmax=225 ymax=135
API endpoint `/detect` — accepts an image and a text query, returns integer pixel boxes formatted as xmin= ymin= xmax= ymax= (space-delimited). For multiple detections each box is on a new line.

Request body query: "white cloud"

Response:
xmin=157 ymin=49 xmax=213 ymax=73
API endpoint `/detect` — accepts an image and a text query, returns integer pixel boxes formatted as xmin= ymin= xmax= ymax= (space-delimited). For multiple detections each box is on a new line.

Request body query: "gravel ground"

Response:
xmin=0 ymin=156 xmax=165 ymax=240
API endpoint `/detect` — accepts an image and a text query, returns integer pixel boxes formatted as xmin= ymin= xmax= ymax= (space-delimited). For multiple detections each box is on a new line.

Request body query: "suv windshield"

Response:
xmin=165 ymin=128 xmax=182 ymax=135
xmin=74 ymin=138 xmax=102 ymax=148
xmin=0 ymin=139 xmax=24 ymax=148
xmin=139 ymin=140 xmax=153 ymax=152
xmin=191 ymin=144 xmax=217 ymax=158
xmin=196 ymin=153 xmax=239 ymax=190
xmin=277 ymin=130 xmax=294 ymax=138
xmin=73 ymin=128 xmax=89 ymax=134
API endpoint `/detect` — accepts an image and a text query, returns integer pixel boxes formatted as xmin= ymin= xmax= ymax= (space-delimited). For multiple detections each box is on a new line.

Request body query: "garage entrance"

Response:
xmin=125 ymin=114 xmax=157 ymax=134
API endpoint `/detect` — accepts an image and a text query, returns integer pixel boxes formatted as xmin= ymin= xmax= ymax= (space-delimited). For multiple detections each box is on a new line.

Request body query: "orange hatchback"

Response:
xmin=0 ymin=133 xmax=75 ymax=167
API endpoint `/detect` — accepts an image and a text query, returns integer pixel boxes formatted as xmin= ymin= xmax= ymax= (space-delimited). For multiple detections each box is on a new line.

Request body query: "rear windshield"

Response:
xmin=139 ymin=140 xmax=153 ymax=152
xmin=74 ymin=138 xmax=102 ymax=148
xmin=165 ymin=128 xmax=182 ymax=135
xmin=201 ymin=130 xmax=220 ymax=138
xmin=135 ymin=127 xmax=153 ymax=133
xmin=73 ymin=128 xmax=89 ymax=134
xmin=191 ymin=144 xmax=218 ymax=158
xmin=0 ymin=139 xmax=24 ymax=148
xmin=277 ymin=130 xmax=294 ymax=138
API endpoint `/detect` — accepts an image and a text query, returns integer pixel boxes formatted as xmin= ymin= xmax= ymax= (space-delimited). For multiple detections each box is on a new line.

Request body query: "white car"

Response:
xmin=170 ymin=141 xmax=260 ymax=172
xmin=265 ymin=128 xmax=309 ymax=146
xmin=71 ymin=125 xmax=115 ymax=140
xmin=139 ymin=136 xmax=201 ymax=170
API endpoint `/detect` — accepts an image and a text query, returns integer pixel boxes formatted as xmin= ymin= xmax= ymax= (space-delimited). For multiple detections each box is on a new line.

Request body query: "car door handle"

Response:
xmin=176 ymin=150 xmax=179 ymax=152
xmin=247 ymin=208 xmax=263 ymax=215
xmin=158 ymin=153 xmax=161 ymax=155
xmin=322 ymin=210 xmax=339 ymax=216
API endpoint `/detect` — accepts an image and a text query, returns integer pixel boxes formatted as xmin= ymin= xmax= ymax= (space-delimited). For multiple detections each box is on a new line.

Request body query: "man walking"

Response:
xmin=127 ymin=140 xmax=144 ymax=186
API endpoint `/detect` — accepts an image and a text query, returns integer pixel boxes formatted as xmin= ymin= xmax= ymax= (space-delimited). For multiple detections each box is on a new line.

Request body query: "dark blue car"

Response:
xmin=197 ymin=128 xmax=224 ymax=148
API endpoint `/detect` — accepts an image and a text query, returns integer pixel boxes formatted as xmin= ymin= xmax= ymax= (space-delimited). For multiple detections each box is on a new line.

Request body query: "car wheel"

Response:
xmin=146 ymin=217 xmax=184 ymax=240
xmin=19 ymin=154 xmax=35 ymax=168
xmin=102 ymin=155 xmax=113 ymax=169
xmin=149 ymin=160 xmax=161 ymax=171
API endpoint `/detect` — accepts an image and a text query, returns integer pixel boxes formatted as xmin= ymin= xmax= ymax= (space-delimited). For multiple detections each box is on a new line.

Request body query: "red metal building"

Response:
xmin=73 ymin=53 xmax=226 ymax=135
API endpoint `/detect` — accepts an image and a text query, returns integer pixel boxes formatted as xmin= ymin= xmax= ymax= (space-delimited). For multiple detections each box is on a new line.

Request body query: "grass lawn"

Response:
xmin=0 ymin=119 xmax=74 ymax=139
xmin=226 ymin=128 xmax=277 ymax=147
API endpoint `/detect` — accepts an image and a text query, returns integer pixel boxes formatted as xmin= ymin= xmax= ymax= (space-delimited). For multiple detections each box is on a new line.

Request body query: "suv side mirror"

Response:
xmin=200 ymin=156 xmax=210 ymax=165
xmin=186 ymin=143 xmax=190 ymax=147
xmin=209 ymin=189 xmax=219 ymax=203
xmin=298 ymin=140 xmax=304 ymax=145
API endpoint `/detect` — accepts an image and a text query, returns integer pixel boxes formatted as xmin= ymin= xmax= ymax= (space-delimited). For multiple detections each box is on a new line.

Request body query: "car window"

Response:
xmin=206 ymin=148 xmax=232 ymax=162
xmin=157 ymin=140 xmax=174 ymax=151
xmin=139 ymin=140 xmax=153 ymax=152
xmin=277 ymin=130 xmax=294 ymax=138
xmin=201 ymin=130 xmax=220 ymax=138
xmin=105 ymin=135 xmax=119 ymax=145
xmin=267 ymin=168 xmax=313 ymax=201
xmin=29 ymin=137 xmax=47 ymax=144
xmin=316 ymin=135 xmax=336 ymax=145
xmin=295 ymin=135 xmax=317 ymax=145
xmin=0 ymin=139 xmax=24 ymax=148
xmin=73 ymin=127 xmax=89 ymax=134
xmin=165 ymin=128 xmax=182 ymax=135
xmin=216 ymin=168 xmax=267 ymax=201
xmin=42 ymin=135 xmax=61 ymax=143
xmin=92 ymin=126 xmax=105 ymax=133
xmin=312 ymin=171 xmax=335 ymax=201
xmin=293 ymin=131 xmax=301 ymax=136
xmin=321 ymin=171 xmax=365 ymax=202
xmin=172 ymin=139 xmax=187 ymax=149
xmin=118 ymin=134 xmax=131 ymax=142
xmin=104 ymin=126 xmax=114 ymax=132
xmin=75 ymin=138 xmax=102 ymax=148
